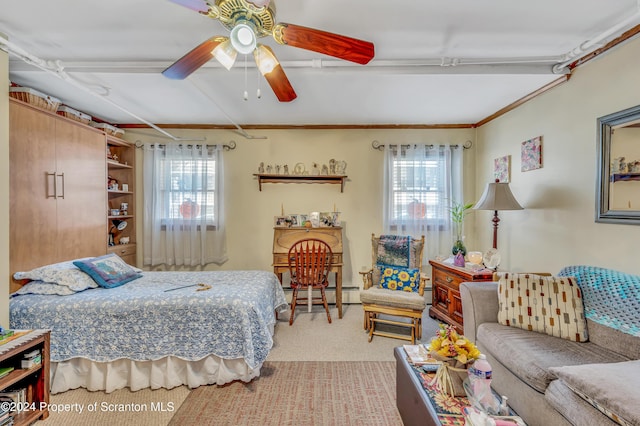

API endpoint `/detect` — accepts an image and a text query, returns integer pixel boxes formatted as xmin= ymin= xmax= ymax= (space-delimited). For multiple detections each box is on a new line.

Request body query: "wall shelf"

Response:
xmin=611 ymin=173 xmax=640 ymax=182
xmin=253 ymin=174 xmax=347 ymax=192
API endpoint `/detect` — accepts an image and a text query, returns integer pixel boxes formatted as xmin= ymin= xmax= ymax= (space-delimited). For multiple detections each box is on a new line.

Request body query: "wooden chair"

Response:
xmin=359 ymin=234 xmax=429 ymax=344
xmin=287 ymin=238 xmax=333 ymax=325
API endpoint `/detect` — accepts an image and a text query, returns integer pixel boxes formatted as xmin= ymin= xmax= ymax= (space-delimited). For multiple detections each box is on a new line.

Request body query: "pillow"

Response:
xmin=550 ymin=361 xmax=640 ymax=426
xmin=13 ymin=259 xmax=98 ymax=292
xmin=73 ymin=254 xmax=142 ymax=289
xmin=377 ymin=265 xmax=420 ymax=292
xmin=497 ymin=272 xmax=588 ymax=342
xmin=12 ymin=280 xmax=78 ymax=296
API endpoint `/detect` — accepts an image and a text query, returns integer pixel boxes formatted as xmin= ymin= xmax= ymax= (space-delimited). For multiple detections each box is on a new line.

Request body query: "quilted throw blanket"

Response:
xmin=376 ymin=235 xmax=412 ymax=267
xmin=558 ymin=265 xmax=640 ymax=337
xmin=10 ymin=270 xmax=288 ymax=369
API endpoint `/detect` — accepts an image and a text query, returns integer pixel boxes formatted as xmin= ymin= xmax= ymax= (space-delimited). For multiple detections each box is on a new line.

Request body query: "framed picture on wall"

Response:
xmin=494 ymin=155 xmax=511 ymax=182
xmin=521 ymin=136 xmax=543 ymax=172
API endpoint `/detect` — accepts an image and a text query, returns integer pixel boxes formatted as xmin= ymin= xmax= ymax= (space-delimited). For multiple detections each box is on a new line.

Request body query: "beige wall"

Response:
xmin=474 ymin=36 xmax=640 ymax=275
xmin=1 ymin=49 xmax=9 ymax=327
xmin=129 ymin=127 xmax=477 ymax=301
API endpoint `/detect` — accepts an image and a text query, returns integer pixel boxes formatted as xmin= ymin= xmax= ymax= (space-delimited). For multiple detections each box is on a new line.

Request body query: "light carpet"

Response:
xmin=168 ymin=361 xmax=402 ymax=426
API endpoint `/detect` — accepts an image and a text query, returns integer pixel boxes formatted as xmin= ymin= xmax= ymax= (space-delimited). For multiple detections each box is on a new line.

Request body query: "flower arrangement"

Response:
xmin=428 ymin=324 xmax=481 ymax=364
xmin=428 ymin=324 xmax=481 ymax=396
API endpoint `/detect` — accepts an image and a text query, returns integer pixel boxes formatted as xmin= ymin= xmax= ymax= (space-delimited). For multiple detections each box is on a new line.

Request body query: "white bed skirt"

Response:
xmin=50 ymin=355 xmax=261 ymax=394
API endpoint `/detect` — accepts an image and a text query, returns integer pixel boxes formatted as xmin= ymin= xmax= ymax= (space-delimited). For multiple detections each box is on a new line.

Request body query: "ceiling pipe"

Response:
xmin=11 ymin=56 xmax=567 ymax=75
xmin=0 ymin=35 xmax=259 ymax=140
xmin=552 ymin=0 xmax=640 ymax=73
xmin=0 ymin=35 xmax=182 ymax=140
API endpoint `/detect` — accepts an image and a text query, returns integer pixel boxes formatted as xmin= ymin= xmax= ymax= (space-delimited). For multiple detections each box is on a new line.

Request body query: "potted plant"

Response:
xmin=449 ymin=200 xmax=474 ymax=256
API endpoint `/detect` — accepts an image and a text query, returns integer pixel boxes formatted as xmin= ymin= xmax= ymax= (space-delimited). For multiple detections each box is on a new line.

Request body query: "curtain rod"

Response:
xmin=371 ymin=140 xmax=472 ymax=151
xmin=134 ymin=140 xmax=237 ymax=151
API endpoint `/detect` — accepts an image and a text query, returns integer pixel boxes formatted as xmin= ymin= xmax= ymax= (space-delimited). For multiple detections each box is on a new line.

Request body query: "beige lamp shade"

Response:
xmin=473 ymin=181 xmax=524 ymax=211
xmin=473 ymin=180 xmax=523 ymax=249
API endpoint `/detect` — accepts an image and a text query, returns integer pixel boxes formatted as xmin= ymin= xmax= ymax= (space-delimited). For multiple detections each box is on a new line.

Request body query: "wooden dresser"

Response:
xmin=272 ymin=226 xmax=343 ymax=318
xmin=429 ymin=260 xmax=494 ymax=334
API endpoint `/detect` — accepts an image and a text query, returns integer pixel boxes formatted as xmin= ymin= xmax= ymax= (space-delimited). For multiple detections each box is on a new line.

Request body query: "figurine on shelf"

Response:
xmin=258 ymin=162 xmax=265 ymax=173
xmin=321 ymin=164 xmax=329 ymax=175
xmin=611 ymin=157 xmax=626 ymax=174
xmin=276 ymin=164 xmax=281 ymax=174
xmin=266 ymin=164 xmax=273 ymax=174
xmin=283 ymin=164 xmax=289 ymax=175
xmin=329 ymin=159 xmax=336 ymax=175
xmin=107 ymin=176 xmax=118 ymax=190
xmin=311 ymin=163 xmax=320 ymax=175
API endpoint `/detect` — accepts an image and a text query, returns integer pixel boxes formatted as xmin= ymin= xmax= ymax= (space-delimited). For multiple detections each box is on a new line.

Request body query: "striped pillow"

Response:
xmin=497 ymin=273 xmax=588 ymax=342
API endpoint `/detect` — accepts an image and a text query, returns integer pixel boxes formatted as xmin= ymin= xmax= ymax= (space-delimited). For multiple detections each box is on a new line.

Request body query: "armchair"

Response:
xmin=359 ymin=234 xmax=429 ymax=344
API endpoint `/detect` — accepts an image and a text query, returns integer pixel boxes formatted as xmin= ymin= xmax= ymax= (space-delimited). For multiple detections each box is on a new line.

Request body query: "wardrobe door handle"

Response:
xmin=46 ymin=172 xmax=56 ymax=198
xmin=445 ymin=276 xmax=453 ymax=283
xmin=57 ymin=172 xmax=65 ymax=199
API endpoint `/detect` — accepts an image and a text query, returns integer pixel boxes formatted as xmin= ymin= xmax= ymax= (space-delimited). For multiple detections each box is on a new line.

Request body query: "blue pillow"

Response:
xmin=73 ymin=254 xmax=141 ymax=289
xmin=377 ymin=265 xmax=420 ymax=292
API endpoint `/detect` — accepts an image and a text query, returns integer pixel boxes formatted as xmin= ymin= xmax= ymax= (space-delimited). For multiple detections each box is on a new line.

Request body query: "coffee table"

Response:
xmin=394 ymin=347 xmax=521 ymax=426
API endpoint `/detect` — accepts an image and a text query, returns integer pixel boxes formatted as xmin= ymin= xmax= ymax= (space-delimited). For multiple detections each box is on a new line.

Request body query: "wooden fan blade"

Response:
xmin=263 ymin=64 xmax=297 ymax=102
xmin=167 ymin=0 xmax=208 ymax=13
xmin=273 ymin=23 xmax=374 ymax=65
xmin=162 ymin=37 xmax=224 ymax=80
xmin=255 ymin=45 xmax=296 ymax=102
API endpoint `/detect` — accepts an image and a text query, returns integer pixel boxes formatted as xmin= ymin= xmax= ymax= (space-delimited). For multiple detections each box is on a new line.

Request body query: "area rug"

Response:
xmin=168 ymin=361 xmax=402 ymax=426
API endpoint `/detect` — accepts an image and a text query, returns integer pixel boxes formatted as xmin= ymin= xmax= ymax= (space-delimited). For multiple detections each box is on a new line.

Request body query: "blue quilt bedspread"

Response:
xmin=10 ymin=270 xmax=288 ymax=368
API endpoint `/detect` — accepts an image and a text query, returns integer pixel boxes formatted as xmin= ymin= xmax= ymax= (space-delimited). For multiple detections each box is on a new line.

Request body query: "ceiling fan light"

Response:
xmin=212 ymin=39 xmax=237 ymax=70
xmin=254 ymin=44 xmax=279 ymax=75
xmin=230 ymin=23 xmax=257 ymax=55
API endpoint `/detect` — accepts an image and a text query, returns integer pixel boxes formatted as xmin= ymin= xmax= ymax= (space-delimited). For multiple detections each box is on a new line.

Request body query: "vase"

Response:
xmin=429 ymin=356 xmax=469 ymax=397
xmin=452 ymin=239 xmax=467 ymax=256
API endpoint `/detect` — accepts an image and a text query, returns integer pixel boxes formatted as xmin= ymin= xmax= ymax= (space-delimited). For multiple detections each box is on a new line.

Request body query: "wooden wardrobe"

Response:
xmin=9 ymin=99 xmax=107 ymax=291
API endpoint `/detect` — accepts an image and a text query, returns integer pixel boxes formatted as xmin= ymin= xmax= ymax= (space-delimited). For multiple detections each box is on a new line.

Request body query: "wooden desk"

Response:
xmin=273 ymin=226 xmax=343 ymax=318
xmin=429 ymin=260 xmax=494 ymax=334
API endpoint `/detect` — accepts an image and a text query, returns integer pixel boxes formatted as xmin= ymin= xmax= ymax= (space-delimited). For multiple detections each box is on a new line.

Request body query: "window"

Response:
xmin=143 ymin=143 xmax=227 ymax=267
xmin=389 ymin=156 xmax=446 ymax=225
xmin=383 ymin=144 xmax=463 ymax=262
xmin=160 ymin=155 xmax=218 ymax=226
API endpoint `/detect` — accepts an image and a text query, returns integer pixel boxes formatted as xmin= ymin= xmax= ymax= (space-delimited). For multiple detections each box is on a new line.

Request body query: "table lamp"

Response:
xmin=473 ymin=179 xmax=523 ymax=249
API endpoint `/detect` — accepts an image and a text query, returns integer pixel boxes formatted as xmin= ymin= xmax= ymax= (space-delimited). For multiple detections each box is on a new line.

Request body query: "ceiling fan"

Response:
xmin=163 ymin=0 xmax=375 ymax=102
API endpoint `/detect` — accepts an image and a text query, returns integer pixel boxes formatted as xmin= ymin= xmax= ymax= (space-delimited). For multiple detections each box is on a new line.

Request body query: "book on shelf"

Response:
xmin=0 ymin=367 xmax=14 ymax=379
xmin=0 ymin=330 xmax=14 ymax=341
xmin=0 ymin=411 xmax=11 ymax=426
xmin=0 ymin=331 xmax=30 ymax=346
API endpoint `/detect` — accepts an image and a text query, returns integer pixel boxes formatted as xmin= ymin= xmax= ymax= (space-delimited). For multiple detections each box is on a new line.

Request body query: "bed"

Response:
xmin=9 ymin=256 xmax=288 ymax=394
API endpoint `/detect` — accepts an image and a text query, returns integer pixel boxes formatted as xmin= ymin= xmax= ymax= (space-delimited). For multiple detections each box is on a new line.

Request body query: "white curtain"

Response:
xmin=143 ymin=143 xmax=227 ymax=266
xmin=382 ymin=144 xmax=463 ymax=264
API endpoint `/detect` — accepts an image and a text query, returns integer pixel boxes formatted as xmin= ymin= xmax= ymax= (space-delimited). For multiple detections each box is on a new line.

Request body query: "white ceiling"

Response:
xmin=2 ymin=0 xmax=640 ymax=128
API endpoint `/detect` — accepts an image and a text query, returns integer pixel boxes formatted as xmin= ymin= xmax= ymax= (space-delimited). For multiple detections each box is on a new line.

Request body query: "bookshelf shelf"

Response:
xmin=0 ymin=330 xmax=50 ymax=425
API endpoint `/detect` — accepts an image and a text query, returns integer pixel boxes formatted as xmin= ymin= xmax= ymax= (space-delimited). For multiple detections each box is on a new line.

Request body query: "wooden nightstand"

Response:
xmin=429 ymin=260 xmax=494 ymax=334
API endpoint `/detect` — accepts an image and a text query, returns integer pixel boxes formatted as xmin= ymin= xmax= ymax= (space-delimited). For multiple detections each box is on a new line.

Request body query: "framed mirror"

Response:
xmin=596 ymin=104 xmax=640 ymax=224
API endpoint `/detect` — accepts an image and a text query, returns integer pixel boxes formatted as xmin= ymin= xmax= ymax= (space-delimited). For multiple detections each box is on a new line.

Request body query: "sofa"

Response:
xmin=460 ymin=266 xmax=640 ymax=426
